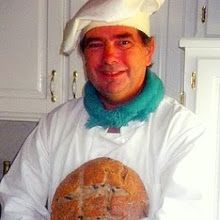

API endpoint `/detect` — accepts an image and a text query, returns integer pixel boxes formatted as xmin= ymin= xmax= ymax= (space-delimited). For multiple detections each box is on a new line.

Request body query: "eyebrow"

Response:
xmin=113 ymin=33 xmax=134 ymax=40
xmin=84 ymin=37 xmax=103 ymax=45
xmin=84 ymin=32 xmax=135 ymax=45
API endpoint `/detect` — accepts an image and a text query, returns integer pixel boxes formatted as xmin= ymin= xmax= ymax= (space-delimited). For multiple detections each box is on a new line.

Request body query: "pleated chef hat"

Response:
xmin=61 ymin=0 xmax=165 ymax=55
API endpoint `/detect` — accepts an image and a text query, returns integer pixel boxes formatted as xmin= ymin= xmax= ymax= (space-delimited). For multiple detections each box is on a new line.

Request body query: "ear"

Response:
xmin=145 ymin=37 xmax=155 ymax=66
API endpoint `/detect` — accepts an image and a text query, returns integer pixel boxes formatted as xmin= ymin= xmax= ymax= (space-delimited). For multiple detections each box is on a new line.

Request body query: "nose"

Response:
xmin=102 ymin=43 xmax=119 ymax=64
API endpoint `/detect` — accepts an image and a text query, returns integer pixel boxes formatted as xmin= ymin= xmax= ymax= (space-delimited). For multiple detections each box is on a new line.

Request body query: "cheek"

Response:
xmin=126 ymin=51 xmax=147 ymax=72
xmin=84 ymin=52 xmax=102 ymax=71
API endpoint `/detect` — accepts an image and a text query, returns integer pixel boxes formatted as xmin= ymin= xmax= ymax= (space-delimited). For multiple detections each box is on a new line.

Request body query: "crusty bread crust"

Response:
xmin=51 ymin=157 xmax=149 ymax=220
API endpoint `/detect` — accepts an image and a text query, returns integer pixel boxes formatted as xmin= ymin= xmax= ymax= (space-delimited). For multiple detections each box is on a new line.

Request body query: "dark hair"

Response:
xmin=79 ymin=29 xmax=152 ymax=52
xmin=137 ymin=30 xmax=153 ymax=68
xmin=137 ymin=30 xmax=152 ymax=46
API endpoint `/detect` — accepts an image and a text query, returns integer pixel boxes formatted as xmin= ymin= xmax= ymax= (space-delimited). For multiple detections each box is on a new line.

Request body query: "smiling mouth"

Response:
xmin=100 ymin=70 xmax=127 ymax=76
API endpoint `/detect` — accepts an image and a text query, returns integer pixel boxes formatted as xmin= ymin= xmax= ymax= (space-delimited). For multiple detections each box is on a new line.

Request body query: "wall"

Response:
xmin=0 ymin=121 xmax=37 ymax=178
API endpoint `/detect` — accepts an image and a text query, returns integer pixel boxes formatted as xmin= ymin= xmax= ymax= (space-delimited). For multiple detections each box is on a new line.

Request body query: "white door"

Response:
xmin=180 ymin=39 xmax=220 ymax=220
xmin=0 ymin=0 xmax=63 ymax=121
xmin=195 ymin=58 xmax=220 ymax=220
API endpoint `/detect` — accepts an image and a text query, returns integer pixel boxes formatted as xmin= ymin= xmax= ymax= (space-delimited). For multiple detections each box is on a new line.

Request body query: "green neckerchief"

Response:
xmin=84 ymin=70 xmax=165 ymax=128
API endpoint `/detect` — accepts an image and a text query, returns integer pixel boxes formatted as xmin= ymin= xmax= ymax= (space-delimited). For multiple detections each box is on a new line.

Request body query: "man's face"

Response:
xmin=83 ymin=26 xmax=155 ymax=106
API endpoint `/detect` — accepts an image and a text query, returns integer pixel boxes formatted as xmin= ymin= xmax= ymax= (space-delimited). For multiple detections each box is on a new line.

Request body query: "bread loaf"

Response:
xmin=51 ymin=157 xmax=149 ymax=220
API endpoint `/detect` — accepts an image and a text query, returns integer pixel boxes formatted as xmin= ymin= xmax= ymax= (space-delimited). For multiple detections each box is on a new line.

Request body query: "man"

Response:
xmin=0 ymin=0 xmax=206 ymax=219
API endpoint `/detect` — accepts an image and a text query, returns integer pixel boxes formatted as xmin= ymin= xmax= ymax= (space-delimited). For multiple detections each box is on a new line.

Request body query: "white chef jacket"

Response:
xmin=0 ymin=96 xmax=206 ymax=220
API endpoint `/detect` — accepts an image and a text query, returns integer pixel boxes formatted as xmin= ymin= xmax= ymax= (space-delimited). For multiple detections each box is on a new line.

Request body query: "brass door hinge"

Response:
xmin=201 ymin=5 xmax=207 ymax=23
xmin=191 ymin=72 xmax=197 ymax=89
xmin=72 ymin=70 xmax=78 ymax=99
xmin=3 ymin=160 xmax=11 ymax=176
xmin=179 ymin=91 xmax=185 ymax=105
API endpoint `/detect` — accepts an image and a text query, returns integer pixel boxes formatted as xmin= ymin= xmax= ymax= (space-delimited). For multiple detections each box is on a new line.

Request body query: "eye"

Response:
xmin=117 ymin=39 xmax=133 ymax=49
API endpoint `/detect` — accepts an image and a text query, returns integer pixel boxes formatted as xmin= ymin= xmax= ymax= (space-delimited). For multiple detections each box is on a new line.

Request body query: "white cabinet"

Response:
xmin=0 ymin=0 xmax=89 ymax=121
xmin=0 ymin=0 xmax=192 ymax=121
xmin=1 ymin=0 xmax=216 ymax=121
xmin=0 ymin=0 xmax=65 ymax=121
xmin=180 ymin=38 xmax=220 ymax=220
xmin=0 ymin=0 xmax=198 ymax=120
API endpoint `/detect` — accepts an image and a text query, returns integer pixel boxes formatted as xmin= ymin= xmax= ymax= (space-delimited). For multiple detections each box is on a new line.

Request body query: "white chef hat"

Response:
xmin=61 ymin=0 xmax=165 ymax=55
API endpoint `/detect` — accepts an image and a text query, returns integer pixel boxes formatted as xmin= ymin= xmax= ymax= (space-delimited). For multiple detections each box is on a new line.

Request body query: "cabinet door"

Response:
xmin=182 ymin=43 xmax=220 ymax=220
xmin=0 ymin=0 xmax=63 ymax=121
xmin=195 ymin=58 xmax=220 ymax=220
xmin=65 ymin=0 xmax=88 ymax=100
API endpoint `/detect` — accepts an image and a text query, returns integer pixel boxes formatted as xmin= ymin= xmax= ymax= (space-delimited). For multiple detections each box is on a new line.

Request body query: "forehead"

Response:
xmin=84 ymin=25 xmax=139 ymax=40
